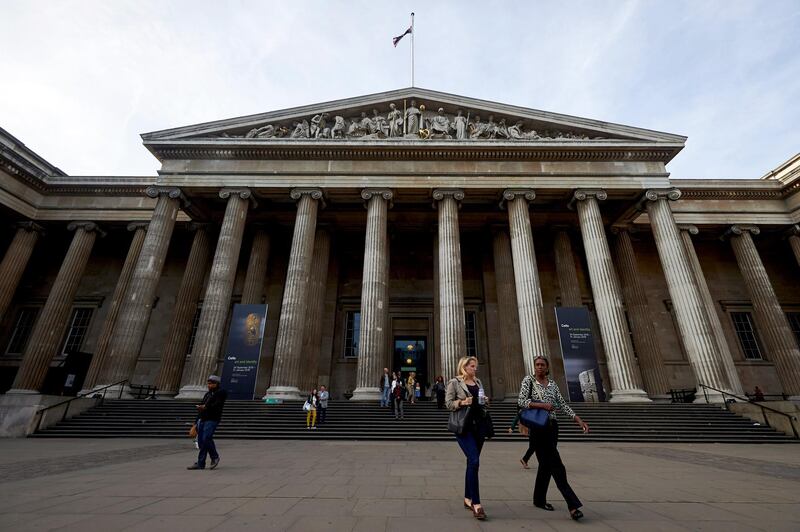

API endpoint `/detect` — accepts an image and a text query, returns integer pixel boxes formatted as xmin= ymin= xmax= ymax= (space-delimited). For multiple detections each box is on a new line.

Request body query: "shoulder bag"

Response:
xmin=519 ymin=378 xmax=550 ymax=429
xmin=447 ymin=380 xmax=471 ymax=435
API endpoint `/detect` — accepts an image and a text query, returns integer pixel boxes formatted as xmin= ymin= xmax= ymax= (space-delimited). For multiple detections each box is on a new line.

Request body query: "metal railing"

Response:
xmin=32 ymin=379 xmax=129 ymax=433
xmin=698 ymin=383 xmax=799 ymax=439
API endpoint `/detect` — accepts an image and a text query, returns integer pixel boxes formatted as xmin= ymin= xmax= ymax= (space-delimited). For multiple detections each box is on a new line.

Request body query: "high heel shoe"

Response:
xmin=570 ymin=509 xmax=584 ymax=521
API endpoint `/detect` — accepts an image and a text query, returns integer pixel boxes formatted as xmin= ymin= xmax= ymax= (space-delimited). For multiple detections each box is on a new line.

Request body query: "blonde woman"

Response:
xmin=445 ymin=356 xmax=489 ymax=520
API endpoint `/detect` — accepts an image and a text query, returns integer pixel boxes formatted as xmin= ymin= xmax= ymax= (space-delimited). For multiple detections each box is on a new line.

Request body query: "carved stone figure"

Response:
xmin=507 ymin=121 xmax=526 ymax=140
xmin=493 ymin=118 xmax=509 ymax=139
xmin=452 ymin=110 xmax=468 ymax=140
xmin=429 ymin=108 xmax=451 ymax=138
xmin=331 ymin=116 xmax=346 ymax=138
xmin=290 ymin=120 xmax=310 ymax=139
xmin=387 ymin=103 xmax=403 ymax=137
xmin=405 ymin=100 xmax=421 ymax=135
xmin=310 ymin=113 xmax=328 ymax=138
xmin=418 ymin=104 xmax=427 ymax=132
xmin=469 ymin=115 xmax=488 ymax=139
xmin=359 ymin=111 xmax=374 ymax=134
xmin=372 ymin=109 xmax=389 ymax=137
xmin=485 ymin=116 xmax=498 ymax=139
xmin=245 ymin=124 xmax=276 ymax=138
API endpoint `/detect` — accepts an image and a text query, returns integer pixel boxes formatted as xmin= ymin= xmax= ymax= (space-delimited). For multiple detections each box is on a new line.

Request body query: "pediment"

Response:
xmin=142 ymin=88 xmax=686 ymax=145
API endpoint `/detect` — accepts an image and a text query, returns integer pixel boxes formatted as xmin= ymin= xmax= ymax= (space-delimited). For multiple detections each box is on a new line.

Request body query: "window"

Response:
xmin=186 ymin=306 xmax=203 ymax=357
xmin=61 ymin=307 xmax=93 ymax=354
xmin=344 ymin=311 xmax=360 ymax=358
xmin=731 ymin=312 xmax=763 ymax=360
xmin=6 ymin=307 xmax=39 ymax=355
xmin=787 ymin=312 xmax=800 ymax=348
xmin=465 ymin=311 xmax=478 ymax=356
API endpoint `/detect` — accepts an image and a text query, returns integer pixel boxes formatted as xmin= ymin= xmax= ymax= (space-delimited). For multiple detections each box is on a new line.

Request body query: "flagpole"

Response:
xmin=411 ymin=12 xmax=415 ymax=87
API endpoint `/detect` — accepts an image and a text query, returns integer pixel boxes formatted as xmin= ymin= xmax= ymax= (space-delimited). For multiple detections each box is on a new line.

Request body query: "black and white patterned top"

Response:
xmin=517 ymin=375 xmax=576 ymax=420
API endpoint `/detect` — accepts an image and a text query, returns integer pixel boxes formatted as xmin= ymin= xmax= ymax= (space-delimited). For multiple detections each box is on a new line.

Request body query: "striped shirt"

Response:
xmin=517 ymin=375 xmax=576 ymax=420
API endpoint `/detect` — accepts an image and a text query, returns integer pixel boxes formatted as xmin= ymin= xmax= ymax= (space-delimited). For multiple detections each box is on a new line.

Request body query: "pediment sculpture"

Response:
xmin=219 ymin=100 xmax=609 ymax=142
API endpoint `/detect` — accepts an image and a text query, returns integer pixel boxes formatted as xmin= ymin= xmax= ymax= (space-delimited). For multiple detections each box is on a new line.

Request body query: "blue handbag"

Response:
xmin=519 ymin=404 xmax=550 ymax=428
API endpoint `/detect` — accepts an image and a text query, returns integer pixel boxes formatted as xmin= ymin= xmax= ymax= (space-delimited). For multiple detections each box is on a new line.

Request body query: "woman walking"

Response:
xmin=518 ymin=356 xmax=590 ymax=520
xmin=406 ymin=372 xmax=418 ymax=404
xmin=432 ymin=376 xmax=446 ymax=409
xmin=391 ymin=373 xmax=405 ymax=420
xmin=446 ymin=356 xmax=490 ymax=520
xmin=304 ymin=389 xmax=319 ymax=429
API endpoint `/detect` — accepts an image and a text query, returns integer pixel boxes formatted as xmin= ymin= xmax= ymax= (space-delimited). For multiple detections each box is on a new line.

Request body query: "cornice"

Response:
xmin=678 ymin=189 xmax=784 ymax=200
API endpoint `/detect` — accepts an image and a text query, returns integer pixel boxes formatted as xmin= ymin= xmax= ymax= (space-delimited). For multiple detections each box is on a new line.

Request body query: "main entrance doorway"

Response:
xmin=393 ymin=337 xmax=427 ymax=399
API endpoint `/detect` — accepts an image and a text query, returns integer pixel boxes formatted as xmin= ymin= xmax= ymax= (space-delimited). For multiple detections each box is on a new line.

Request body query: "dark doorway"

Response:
xmin=393 ymin=337 xmax=427 ymax=399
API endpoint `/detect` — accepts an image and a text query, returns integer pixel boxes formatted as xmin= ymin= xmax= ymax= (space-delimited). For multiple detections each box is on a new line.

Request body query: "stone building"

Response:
xmin=1 ymin=88 xmax=799 ymax=406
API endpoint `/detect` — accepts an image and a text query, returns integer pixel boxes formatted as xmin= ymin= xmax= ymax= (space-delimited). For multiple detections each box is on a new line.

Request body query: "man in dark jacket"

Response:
xmin=187 ymin=375 xmax=227 ymax=470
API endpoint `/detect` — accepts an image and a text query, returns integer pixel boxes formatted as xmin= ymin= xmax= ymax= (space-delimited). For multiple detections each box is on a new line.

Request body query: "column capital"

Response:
xmin=290 ymin=188 xmax=326 ymax=209
xmin=67 ymin=221 xmax=106 ymax=238
xmin=568 ymin=189 xmax=607 ymax=210
xmin=722 ymin=225 xmax=760 ymax=240
xmin=784 ymin=224 xmax=800 ymax=238
xmin=126 ymin=222 xmax=149 ymax=232
xmin=500 ymin=189 xmax=535 ymax=210
xmin=14 ymin=221 xmax=45 ymax=234
xmin=361 ymin=188 xmax=394 ymax=209
xmin=677 ymin=225 xmax=699 ymax=236
xmin=432 ymin=189 xmax=464 ymax=209
xmin=146 ymin=185 xmax=184 ymax=201
xmin=220 ymin=187 xmax=257 ymax=209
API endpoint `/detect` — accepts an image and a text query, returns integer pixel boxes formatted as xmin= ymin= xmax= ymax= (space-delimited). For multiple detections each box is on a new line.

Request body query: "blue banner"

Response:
xmin=220 ymin=304 xmax=268 ymax=400
xmin=555 ymin=306 xmax=606 ymax=402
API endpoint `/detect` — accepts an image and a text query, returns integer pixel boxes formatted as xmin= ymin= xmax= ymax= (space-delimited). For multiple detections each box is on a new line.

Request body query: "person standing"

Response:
xmin=187 ymin=375 xmax=227 ymax=470
xmin=318 ymin=385 xmax=329 ymax=424
xmin=391 ymin=373 xmax=405 ymax=420
xmin=380 ymin=368 xmax=392 ymax=407
xmin=407 ymin=372 xmax=417 ymax=404
xmin=446 ymin=356 xmax=489 ymax=520
xmin=305 ymin=389 xmax=319 ymax=429
xmin=432 ymin=376 xmax=446 ymax=409
xmin=518 ymin=356 xmax=590 ymax=521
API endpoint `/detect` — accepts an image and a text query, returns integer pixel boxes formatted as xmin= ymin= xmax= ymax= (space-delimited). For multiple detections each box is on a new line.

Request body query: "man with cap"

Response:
xmin=187 ymin=375 xmax=227 ymax=470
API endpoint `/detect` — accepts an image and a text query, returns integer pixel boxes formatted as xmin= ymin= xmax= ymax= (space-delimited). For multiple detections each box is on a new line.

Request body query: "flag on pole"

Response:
xmin=393 ymin=26 xmax=412 ymax=47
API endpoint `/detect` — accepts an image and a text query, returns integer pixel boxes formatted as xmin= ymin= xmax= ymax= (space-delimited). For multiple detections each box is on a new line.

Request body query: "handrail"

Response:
xmin=697 ymin=383 xmax=799 ymax=439
xmin=32 ymin=379 xmax=129 ymax=433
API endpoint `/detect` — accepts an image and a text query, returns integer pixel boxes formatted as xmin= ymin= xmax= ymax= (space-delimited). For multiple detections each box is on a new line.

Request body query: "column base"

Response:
xmin=263 ymin=385 xmax=303 ymax=401
xmin=3 ymin=388 xmax=40 ymax=395
xmin=650 ymin=394 xmax=672 ymax=403
xmin=693 ymin=387 xmax=731 ymax=404
xmin=350 ymin=386 xmax=382 ymax=401
xmin=175 ymin=384 xmax=209 ymax=400
xmin=155 ymin=390 xmax=178 ymax=399
xmin=609 ymin=388 xmax=652 ymax=403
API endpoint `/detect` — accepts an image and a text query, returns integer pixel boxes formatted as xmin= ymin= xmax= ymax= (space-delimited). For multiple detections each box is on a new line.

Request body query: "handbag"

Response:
xmin=482 ymin=411 xmax=495 ymax=439
xmin=302 ymin=401 xmax=311 ymax=412
xmin=519 ymin=377 xmax=550 ymax=429
xmin=448 ymin=407 xmax=470 ymax=435
xmin=188 ymin=423 xmax=198 ymax=438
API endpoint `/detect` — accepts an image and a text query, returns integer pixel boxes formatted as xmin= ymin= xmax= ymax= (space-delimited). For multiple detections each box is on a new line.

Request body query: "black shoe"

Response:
xmin=186 ymin=463 xmax=204 ymax=470
xmin=210 ymin=458 xmax=220 ymax=470
xmin=571 ymin=509 xmax=584 ymax=521
xmin=534 ymin=503 xmax=554 ymax=511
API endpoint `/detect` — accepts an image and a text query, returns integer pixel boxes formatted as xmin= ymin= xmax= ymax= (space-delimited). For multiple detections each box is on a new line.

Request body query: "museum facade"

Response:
xmin=1 ymin=88 xmax=799 ymax=404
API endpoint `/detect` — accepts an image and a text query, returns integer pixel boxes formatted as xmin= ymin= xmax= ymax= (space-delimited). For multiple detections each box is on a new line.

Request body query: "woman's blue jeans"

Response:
xmin=456 ymin=429 xmax=485 ymax=504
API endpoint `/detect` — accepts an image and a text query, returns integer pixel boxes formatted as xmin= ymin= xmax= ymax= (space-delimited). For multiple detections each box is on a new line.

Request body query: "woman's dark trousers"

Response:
xmin=530 ymin=420 xmax=582 ymax=510
xmin=455 ymin=428 xmax=485 ymax=505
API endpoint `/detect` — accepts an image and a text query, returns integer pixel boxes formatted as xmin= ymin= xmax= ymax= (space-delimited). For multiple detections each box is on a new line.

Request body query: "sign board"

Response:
xmin=220 ymin=304 xmax=268 ymax=400
xmin=555 ymin=306 xmax=606 ymax=402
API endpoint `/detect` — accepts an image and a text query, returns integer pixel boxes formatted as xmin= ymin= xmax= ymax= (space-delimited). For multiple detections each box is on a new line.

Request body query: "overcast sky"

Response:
xmin=1 ymin=0 xmax=798 ymax=179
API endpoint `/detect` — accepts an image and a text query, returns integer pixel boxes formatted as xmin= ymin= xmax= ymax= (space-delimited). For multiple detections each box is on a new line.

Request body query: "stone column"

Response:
xmin=301 ymin=228 xmax=332 ymax=394
xmin=726 ymin=225 xmax=800 ymax=398
xmin=680 ymin=226 xmax=744 ymax=396
xmin=612 ymin=227 xmax=671 ymax=398
xmin=788 ymin=225 xmax=800 ymax=268
xmin=573 ymin=190 xmax=649 ymax=402
xmin=81 ymin=223 xmax=147 ymax=393
xmin=492 ymin=229 xmax=526 ymax=398
xmin=433 ymin=189 xmax=467 ymax=380
xmin=352 ymin=189 xmax=392 ymax=400
xmin=0 ymin=222 xmax=44 ymax=322
xmin=9 ymin=222 xmax=102 ymax=393
xmin=553 ymin=228 xmax=583 ymax=307
xmin=264 ymin=188 xmax=323 ymax=400
xmin=503 ymin=189 xmax=551 ymax=377
xmin=97 ymin=187 xmax=183 ymax=394
xmin=153 ymin=224 xmax=212 ymax=396
xmin=643 ymin=189 xmax=731 ymax=402
xmin=177 ymin=189 xmax=253 ymax=399
xmin=241 ymin=228 xmax=271 ymax=305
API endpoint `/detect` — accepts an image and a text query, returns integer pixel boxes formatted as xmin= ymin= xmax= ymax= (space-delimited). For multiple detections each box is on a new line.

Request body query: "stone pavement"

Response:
xmin=0 ymin=437 xmax=798 ymax=531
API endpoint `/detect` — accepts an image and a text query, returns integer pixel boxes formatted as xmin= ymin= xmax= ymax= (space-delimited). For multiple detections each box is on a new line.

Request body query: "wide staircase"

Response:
xmin=32 ymin=399 xmax=797 ymax=443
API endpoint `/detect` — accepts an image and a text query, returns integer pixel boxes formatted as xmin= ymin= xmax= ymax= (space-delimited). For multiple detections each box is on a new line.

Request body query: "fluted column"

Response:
xmin=153 ymin=224 xmax=212 ymax=396
xmin=553 ymin=228 xmax=583 ymax=307
xmin=177 ymin=189 xmax=253 ymax=399
xmin=0 ymin=222 xmax=44 ymax=322
xmin=264 ymin=188 xmax=323 ymax=400
xmin=788 ymin=226 xmax=800 ymax=269
xmin=241 ymin=228 xmax=271 ymax=305
xmin=492 ymin=229 xmax=526 ymax=398
xmin=97 ymin=187 xmax=183 ymax=395
xmin=679 ymin=226 xmax=744 ymax=396
xmin=573 ymin=190 xmax=649 ymax=402
xmin=352 ymin=189 xmax=392 ymax=400
xmin=503 ymin=189 xmax=551 ymax=377
xmin=727 ymin=225 xmax=800 ymax=398
xmin=612 ymin=227 xmax=671 ymax=398
xmin=434 ymin=189 xmax=467 ymax=380
xmin=81 ymin=223 xmax=147 ymax=393
xmin=644 ymin=189 xmax=730 ymax=402
xmin=301 ymin=228 xmax=332 ymax=394
xmin=9 ymin=222 xmax=102 ymax=393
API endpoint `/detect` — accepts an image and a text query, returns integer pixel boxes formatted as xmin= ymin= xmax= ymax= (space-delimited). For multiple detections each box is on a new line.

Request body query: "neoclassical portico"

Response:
xmin=1 ymin=90 xmax=799 ymax=417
